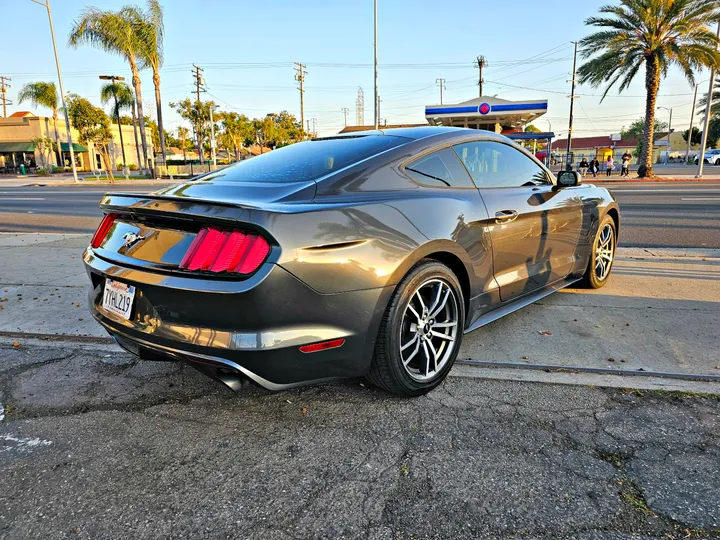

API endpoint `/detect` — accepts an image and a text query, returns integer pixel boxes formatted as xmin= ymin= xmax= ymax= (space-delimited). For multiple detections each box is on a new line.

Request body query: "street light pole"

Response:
xmin=686 ymin=84 xmax=699 ymax=165
xmin=31 ymin=0 xmax=78 ymax=182
xmin=99 ymin=75 xmax=127 ymax=172
xmin=697 ymin=22 xmax=720 ymax=178
xmin=373 ymin=0 xmax=378 ymax=130
xmin=209 ymin=105 xmax=217 ymax=170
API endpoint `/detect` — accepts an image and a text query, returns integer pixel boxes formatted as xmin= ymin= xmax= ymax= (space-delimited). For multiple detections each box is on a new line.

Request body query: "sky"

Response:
xmin=0 ymin=0 xmax=711 ymax=139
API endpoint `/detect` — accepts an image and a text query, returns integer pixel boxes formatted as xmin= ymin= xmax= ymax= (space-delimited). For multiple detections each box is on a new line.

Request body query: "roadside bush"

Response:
xmin=128 ymin=163 xmax=138 ymax=171
xmin=36 ymin=168 xmax=49 ymax=176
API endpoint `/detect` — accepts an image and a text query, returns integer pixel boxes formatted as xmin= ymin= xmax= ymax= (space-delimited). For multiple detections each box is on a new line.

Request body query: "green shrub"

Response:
xmin=128 ymin=163 xmax=138 ymax=171
xmin=36 ymin=168 xmax=49 ymax=176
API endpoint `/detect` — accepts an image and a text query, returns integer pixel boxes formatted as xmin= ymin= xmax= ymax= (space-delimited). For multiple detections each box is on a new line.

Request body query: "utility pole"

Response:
xmin=686 ymin=84 xmax=699 ymax=164
xmin=697 ymin=22 xmax=720 ymax=179
xmin=477 ymin=56 xmax=486 ymax=97
xmin=192 ymin=64 xmax=204 ymax=164
xmin=0 ymin=76 xmax=11 ymax=118
xmin=565 ymin=41 xmax=579 ymax=171
xmin=657 ymin=106 xmax=673 ymax=164
xmin=341 ymin=107 xmax=349 ymax=127
xmin=436 ymin=78 xmax=446 ymax=104
xmin=294 ymin=62 xmax=307 ymax=137
xmin=31 ymin=0 xmax=78 ymax=183
xmin=310 ymin=118 xmax=317 ymax=136
xmin=99 ymin=75 xmax=127 ymax=171
xmin=373 ymin=0 xmax=379 ymax=130
xmin=306 ymin=119 xmax=310 ymax=134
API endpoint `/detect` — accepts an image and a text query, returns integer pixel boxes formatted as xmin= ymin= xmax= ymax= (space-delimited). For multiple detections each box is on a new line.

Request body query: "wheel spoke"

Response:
xmin=426 ymin=339 xmax=439 ymax=371
xmin=407 ymin=303 xmax=422 ymax=323
xmin=401 ymin=334 xmax=418 ymax=351
xmin=414 ymin=290 xmax=427 ymax=314
xmin=429 ymin=289 xmax=451 ymax=319
xmin=403 ymin=338 xmax=420 ymax=366
xmin=427 ymin=282 xmax=444 ymax=315
xmin=422 ymin=341 xmax=431 ymax=376
xmin=430 ymin=330 xmax=453 ymax=341
xmin=432 ymin=321 xmax=456 ymax=328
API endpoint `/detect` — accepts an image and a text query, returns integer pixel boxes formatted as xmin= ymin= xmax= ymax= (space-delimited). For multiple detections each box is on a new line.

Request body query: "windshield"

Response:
xmin=196 ymin=135 xmax=407 ymax=184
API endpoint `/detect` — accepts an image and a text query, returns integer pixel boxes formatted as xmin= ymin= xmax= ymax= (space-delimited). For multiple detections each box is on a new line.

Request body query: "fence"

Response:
xmin=153 ymin=162 xmax=215 ymax=179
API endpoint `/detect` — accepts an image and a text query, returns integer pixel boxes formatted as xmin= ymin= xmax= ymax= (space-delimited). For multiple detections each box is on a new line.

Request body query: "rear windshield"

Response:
xmin=198 ymin=135 xmax=407 ymax=184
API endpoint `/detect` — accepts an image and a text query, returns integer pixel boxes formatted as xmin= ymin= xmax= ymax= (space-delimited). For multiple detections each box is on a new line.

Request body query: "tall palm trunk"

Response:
xmin=152 ymin=69 xmax=167 ymax=164
xmin=52 ymin=109 xmax=62 ymax=169
xmin=129 ymin=56 xmax=150 ymax=173
xmin=131 ymin=102 xmax=142 ymax=172
xmin=639 ymin=55 xmax=661 ymax=178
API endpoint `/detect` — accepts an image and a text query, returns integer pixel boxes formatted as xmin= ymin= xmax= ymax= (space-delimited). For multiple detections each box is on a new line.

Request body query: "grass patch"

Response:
xmin=599 ymin=451 xmax=624 ymax=469
xmin=621 ymin=489 xmax=654 ymax=516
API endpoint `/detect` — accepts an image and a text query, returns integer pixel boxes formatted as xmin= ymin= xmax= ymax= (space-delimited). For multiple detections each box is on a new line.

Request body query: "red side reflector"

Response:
xmin=91 ymin=213 xmax=118 ymax=248
xmin=179 ymin=227 xmax=271 ymax=275
xmin=299 ymin=339 xmax=345 ymax=354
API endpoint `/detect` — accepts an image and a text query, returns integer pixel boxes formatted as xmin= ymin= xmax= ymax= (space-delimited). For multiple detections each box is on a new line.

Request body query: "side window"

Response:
xmin=404 ymin=148 xmax=475 ymax=188
xmin=452 ymin=141 xmax=551 ymax=188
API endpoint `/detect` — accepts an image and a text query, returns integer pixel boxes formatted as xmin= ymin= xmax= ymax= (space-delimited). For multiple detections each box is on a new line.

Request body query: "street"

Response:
xmin=1 ymin=181 xmax=719 ymax=248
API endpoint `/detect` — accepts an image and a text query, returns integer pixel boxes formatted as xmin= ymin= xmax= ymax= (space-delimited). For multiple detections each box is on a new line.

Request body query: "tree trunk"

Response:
xmin=152 ymin=68 xmax=167 ymax=166
xmin=131 ymin=103 xmax=142 ymax=172
xmin=638 ymin=55 xmax=661 ymax=178
xmin=100 ymin=144 xmax=115 ymax=183
xmin=52 ymin=110 xmax=62 ymax=170
xmin=129 ymin=56 xmax=150 ymax=174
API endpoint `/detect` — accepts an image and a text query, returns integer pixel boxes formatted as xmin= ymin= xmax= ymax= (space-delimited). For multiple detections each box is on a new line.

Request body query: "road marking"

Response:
xmin=680 ymin=197 xmax=720 ymax=201
xmin=1 ymin=197 xmax=47 ymax=201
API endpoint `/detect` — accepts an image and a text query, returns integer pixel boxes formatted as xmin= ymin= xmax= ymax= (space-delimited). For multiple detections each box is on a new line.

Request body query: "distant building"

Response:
xmin=0 ymin=112 xmax=153 ymax=173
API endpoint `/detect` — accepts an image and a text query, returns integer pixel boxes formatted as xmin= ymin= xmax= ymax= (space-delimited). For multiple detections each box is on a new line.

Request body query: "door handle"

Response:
xmin=495 ymin=210 xmax=519 ymax=223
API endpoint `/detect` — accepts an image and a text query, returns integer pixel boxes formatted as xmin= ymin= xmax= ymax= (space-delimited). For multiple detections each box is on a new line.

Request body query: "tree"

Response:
xmin=176 ymin=126 xmax=191 ymax=161
xmin=69 ymin=6 xmax=151 ymax=173
xmin=621 ymin=116 xmax=668 ymax=157
xmin=66 ymin=94 xmax=115 ymax=181
xmin=577 ymin=0 xmax=720 ymax=177
xmin=221 ymin=112 xmax=253 ymax=160
xmin=130 ymin=0 xmax=166 ymax=163
xmin=100 ymin=81 xmax=134 ymax=168
xmin=682 ymin=126 xmax=702 ymax=146
xmin=31 ymin=137 xmax=54 ymax=170
xmin=18 ymin=82 xmax=62 ymax=168
xmin=169 ymin=99 xmax=216 ymax=162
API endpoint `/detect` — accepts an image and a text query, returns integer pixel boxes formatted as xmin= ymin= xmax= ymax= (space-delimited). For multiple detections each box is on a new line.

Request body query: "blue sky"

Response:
xmin=2 ymin=0 xmax=709 ymax=138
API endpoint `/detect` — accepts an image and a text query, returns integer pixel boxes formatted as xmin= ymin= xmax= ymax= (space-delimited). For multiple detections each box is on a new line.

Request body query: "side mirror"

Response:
xmin=556 ymin=170 xmax=582 ymax=188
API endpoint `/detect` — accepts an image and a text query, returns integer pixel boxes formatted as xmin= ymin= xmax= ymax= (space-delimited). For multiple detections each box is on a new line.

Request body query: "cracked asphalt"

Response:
xmin=1 ymin=343 xmax=718 ymax=539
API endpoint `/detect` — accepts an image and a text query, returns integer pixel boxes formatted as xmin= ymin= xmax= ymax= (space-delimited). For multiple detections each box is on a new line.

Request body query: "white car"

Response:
xmin=694 ymin=148 xmax=720 ymax=165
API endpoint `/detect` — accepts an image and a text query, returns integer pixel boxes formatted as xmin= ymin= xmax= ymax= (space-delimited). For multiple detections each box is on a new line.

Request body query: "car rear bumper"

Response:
xmin=84 ymin=248 xmax=393 ymax=389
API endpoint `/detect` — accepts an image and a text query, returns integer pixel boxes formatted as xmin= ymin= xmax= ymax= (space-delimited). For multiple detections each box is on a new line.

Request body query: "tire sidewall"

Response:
xmin=383 ymin=261 xmax=465 ymax=395
xmin=587 ymin=215 xmax=617 ymax=288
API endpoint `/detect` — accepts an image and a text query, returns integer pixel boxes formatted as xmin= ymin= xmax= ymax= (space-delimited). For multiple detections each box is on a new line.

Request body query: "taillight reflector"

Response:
xmin=91 ymin=213 xmax=118 ymax=248
xmin=299 ymin=339 xmax=345 ymax=354
xmin=179 ymin=227 xmax=271 ymax=275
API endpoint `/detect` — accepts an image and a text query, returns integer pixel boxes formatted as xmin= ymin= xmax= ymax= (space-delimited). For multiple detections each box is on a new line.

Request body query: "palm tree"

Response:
xmin=17 ymin=82 xmax=62 ymax=168
xmin=578 ymin=0 xmax=720 ymax=177
xmin=130 ymin=0 xmax=167 ymax=165
xmin=68 ymin=6 xmax=150 ymax=173
xmin=177 ymin=126 xmax=190 ymax=161
xmin=100 ymin=81 xmax=135 ymax=170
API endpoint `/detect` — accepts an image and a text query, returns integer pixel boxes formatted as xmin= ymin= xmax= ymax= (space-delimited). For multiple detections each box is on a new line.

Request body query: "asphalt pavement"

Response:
xmin=1 ymin=181 xmax=719 ymax=248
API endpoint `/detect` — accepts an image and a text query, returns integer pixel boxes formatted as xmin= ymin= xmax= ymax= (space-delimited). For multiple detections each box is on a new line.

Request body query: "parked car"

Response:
xmin=694 ymin=148 xmax=720 ymax=165
xmin=85 ymin=127 xmax=619 ymax=396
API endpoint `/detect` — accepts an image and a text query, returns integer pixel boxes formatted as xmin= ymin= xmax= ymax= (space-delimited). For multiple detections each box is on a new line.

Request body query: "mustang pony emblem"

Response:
xmin=122 ymin=232 xmax=145 ymax=248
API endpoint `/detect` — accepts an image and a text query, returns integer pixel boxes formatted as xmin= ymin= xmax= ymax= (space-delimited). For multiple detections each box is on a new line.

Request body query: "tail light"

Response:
xmin=91 ymin=213 xmax=118 ymax=248
xmin=179 ymin=227 xmax=271 ymax=274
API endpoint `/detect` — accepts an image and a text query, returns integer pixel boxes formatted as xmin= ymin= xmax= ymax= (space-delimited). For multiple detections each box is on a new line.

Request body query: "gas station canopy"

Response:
xmin=425 ymin=96 xmax=548 ymax=132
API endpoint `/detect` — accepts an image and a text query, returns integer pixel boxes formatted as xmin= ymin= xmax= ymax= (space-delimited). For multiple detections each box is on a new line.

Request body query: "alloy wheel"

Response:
xmin=399 ymin=278 xmax=459 ymax=382
xmin=594 ymin=223 xmax=615 ymax=281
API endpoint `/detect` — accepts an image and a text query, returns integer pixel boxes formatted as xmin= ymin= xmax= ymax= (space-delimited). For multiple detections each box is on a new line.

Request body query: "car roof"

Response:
xmin=319 ymin=125 xmax=510 ymax=143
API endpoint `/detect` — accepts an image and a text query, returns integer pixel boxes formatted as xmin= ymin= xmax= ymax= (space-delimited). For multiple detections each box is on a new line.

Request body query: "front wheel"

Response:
xmin=580 ymin=214 xmax=617 ymax=289
xmin=366 ymin=260 xmax=465 ymax=396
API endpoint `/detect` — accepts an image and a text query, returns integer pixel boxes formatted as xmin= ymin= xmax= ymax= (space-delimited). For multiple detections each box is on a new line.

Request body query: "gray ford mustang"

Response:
xmin=85 ymin=126 xmax=619 ymax=396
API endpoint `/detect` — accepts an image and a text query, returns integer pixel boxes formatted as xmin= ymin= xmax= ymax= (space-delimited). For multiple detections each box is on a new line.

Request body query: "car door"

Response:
xmin=453 ymin=140 xmax=583 ymax=302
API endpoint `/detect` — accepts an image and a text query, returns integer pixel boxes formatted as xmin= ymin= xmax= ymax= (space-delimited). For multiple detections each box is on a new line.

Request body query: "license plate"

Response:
xmin=102 ymin=279 xmax=135 ymax=320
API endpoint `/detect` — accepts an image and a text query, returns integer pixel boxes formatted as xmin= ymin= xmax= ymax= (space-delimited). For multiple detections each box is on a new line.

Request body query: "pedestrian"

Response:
xmin=621 ymin=155 xmax=630 ymax=177
xmin=605 ymin=156 xmax=614 ymax=177
xmin=579 ymin=157 xmax=589 ymax=176
xmin=622 ymin=150 xmax=632 ymax=164
xmin=591 ymin=157 xmax=600 ymax=178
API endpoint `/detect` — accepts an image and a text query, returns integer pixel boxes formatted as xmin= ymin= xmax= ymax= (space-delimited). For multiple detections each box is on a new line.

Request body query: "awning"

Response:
xmin=0 ymin=142 xmax=36 ymax=153
xmin=60 ymin=142 xmax=88 ymax=152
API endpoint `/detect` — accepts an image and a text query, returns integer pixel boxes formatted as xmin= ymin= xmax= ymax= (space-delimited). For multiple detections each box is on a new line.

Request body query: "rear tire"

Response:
xmin=580 ymin=214 xmax=616 ymax=289
xmin=366 ymin=260 xmax=465 ymax=396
